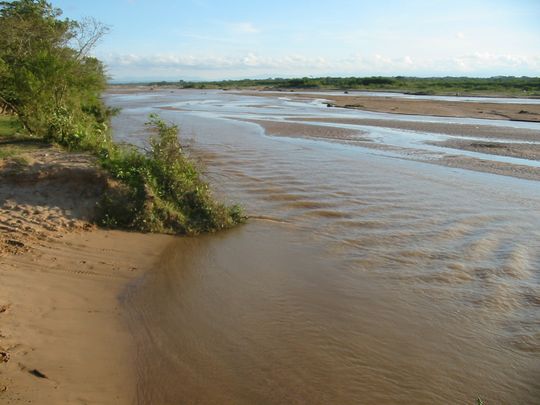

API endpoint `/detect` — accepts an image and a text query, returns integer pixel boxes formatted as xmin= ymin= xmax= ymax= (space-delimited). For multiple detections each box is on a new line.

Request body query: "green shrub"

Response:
xmin=97 ymin=114 xmax=245 ymax=234
xmin=1 ymin=2 xmax=244 ymax=235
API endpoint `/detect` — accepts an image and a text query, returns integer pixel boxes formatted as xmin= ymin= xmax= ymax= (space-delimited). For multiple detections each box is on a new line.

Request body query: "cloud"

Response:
xmin=230 ymin=22 xmax=260 ymax=34
xmin=101 ymin=52 xmax=540 ymax=80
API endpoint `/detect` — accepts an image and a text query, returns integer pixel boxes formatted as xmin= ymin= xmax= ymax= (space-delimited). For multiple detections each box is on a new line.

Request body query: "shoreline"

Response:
xmin=107 ymin=84 xmax=540 ymax=100
xmin=228 ymin=91 xmax=539 ymax=180
xmin=0 ymin=146 xmax=175 ymax=403
xmin=235 ymin=90 xmax=540 ymax=122
xmin=287 ymin=116 xmax=540 ymax=140
xmin=0 ymin=229 xmax=172 ymax=403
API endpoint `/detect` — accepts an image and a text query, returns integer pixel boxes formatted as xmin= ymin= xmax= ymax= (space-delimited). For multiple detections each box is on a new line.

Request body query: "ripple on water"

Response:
xmin=108 ymin=90 xmax=540 ymax=404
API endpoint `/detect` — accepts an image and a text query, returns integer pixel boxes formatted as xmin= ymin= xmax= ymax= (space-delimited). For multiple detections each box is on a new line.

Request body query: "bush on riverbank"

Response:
xmin=0 ymin=1 xmax=244 ymax=234
xmin=97 ymin=115 xmax=244 ymax=234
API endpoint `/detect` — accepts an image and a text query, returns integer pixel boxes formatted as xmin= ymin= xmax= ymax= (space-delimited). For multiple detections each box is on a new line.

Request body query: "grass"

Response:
xmin=0 ymin=115 xmax=20 ymax=138
xmin=0 ymin=115 xmax=45 ymax=163
xmin=0 ymin=145 xmax=31 ymax=161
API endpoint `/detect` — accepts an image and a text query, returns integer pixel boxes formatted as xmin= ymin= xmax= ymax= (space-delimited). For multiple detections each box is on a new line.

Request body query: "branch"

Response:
xmin=74 ymin=17 xmax=110 ymax=60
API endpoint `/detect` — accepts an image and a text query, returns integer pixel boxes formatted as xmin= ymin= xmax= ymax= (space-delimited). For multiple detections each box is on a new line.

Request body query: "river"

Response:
xmin=106 ymin=89 xmax=540 ymax=404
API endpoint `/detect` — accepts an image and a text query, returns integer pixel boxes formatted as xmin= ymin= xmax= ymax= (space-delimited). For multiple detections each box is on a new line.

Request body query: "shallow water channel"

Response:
xmin=106 ymin=90 xmax=540 ymax=404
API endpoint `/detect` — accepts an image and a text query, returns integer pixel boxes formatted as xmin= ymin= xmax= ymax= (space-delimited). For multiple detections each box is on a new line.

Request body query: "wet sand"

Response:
xmin=0 ymin=148 xmax=173 ymax=403
xmin=436 ymin=154 xmax=540 ymax=181
xmin=244 ymin=91 xmax=540 ymax=176
xmin=235 ymin=117 xmax=540 ymax=180
xmin=431 ymin=139 xmax=540 ymax=161
xmin=0 ymin=230 xmax=171 ymax=404
xmin=240 ymin=90 xmax=540 ymax=122
xmin=236 ymin=118 xmax=370 ymax=142
xmin=289 ymin=116 xmax=540 ymax=141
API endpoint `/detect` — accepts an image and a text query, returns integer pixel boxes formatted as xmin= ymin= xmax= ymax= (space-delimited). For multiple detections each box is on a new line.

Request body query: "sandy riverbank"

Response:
xmin=235 ymin=118 xmax=370 ymax=142
xmin=0 ymin=148 xmax=173 ymax=403
xmin=289 ymin=116 xmax=540 ymax=141
xmin=217 ymin=117 xmax=539 ymax=181
xmin=224 ymin=92 xmax=539 ymax=180
xmin=288 ymin=117 xmax=540 ymax=168
xmin=239 ymin=90 xmax=540 ymax=122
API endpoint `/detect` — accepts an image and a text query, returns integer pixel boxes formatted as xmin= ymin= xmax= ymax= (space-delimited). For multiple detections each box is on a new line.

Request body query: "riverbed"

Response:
xmin=106 ymin=89 xmax=540 ymax=404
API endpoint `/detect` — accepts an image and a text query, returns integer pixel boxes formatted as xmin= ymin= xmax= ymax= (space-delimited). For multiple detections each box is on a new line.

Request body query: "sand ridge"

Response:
xmin=235 ymin=118 xmax=371 ymax=143
xmin=288 ymin=116 xmax=540 ymax=141
xmin=0 ymin=148 xmax=108 ymax=256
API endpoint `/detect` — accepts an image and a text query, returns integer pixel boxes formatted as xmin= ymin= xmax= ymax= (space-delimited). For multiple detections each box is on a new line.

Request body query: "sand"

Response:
xmin=289 ymin=117 xmax=540 ymax=141
xmin=287 ymin=117 xmax=540 ymax=164
xmin=240 ymin=91 xmax=540 ymax=122
xmin=231 ymin=117 xmax=540 ymax=181
xmin=435 ymin=155 xmax=540 ymax=180
xmin=0 ymin=147 xmax=173 ymax=403
xmin=229 ymin=92 xmax=539 ymax=180
xmin=236 ymin=118 xmax=371 ymax=142
xmin=430 ymin=140 xmax=540 ymax=161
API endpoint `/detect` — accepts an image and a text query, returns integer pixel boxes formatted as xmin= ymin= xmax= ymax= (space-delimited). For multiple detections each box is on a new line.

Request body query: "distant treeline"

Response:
xmin=146 ymin=76 xmax=540 ymax=96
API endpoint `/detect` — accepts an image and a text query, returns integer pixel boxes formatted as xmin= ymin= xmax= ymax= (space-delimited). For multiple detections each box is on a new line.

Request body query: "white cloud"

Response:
xmin=101 ymin=52 xmax=540 ymax=80
xmin=230 ymin=22 xmax=260 ymax=34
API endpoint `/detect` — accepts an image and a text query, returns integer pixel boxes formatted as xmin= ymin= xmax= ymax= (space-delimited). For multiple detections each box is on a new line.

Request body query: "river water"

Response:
xmin=106 ymin=90 xmax=540 ymax=404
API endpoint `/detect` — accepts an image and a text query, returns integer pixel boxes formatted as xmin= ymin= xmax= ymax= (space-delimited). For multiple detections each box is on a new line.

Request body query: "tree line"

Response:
xmin=149 ymin=76 xmax=540 ymax=96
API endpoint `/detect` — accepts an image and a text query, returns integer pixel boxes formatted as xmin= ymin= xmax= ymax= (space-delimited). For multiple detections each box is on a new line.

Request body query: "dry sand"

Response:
xmin=0 ymin=148 xmax=173 ymax=403
xmin=289 ymin=117 xmax=540 ymax=141
xmin=241 ymin=91 xmax=540 ymax=122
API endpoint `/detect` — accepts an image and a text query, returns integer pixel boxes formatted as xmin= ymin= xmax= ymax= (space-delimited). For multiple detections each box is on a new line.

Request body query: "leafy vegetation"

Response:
xmin=146 ymin=76 xmax=540 ymax=97
xmin=98 ymin=115 xmax=245 ymax=234
xmin=0 ymin=0 xmax=113 ymax=148
xmin=0 ymin=0 xmax=244 ymax=234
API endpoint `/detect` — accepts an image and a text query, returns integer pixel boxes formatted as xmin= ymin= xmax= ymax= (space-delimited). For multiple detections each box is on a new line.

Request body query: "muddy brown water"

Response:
xmin=107 ymin=90 xmax=540 ymax=404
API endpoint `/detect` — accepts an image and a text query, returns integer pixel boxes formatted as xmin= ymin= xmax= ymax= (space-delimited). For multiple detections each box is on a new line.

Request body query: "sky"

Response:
xmin=52 ymin=0 xmax=540 ymax=82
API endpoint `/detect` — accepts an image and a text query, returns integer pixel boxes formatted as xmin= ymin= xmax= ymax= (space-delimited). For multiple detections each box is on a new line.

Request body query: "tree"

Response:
xmin=0 ymin=0 xmax=110 ymax=149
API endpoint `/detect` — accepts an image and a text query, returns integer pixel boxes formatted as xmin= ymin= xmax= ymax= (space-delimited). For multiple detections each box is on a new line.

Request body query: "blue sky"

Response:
xmin=53 ymin=0 xmax=540 ymax=81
